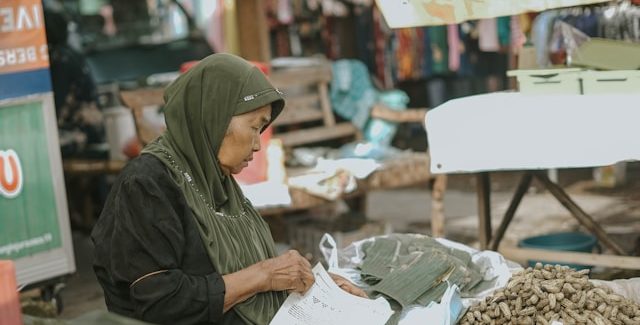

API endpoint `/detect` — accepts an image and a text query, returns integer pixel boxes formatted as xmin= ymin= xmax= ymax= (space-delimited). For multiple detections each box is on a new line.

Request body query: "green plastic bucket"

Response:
xmin=518 ymin=232 xmax=598 ymax=270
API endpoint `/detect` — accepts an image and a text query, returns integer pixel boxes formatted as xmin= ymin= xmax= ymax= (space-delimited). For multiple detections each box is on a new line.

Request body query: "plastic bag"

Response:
xmin=319 ymin=233 xmax=522 ymax=324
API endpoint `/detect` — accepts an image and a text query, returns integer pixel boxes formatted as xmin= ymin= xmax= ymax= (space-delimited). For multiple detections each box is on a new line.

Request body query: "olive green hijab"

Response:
xmin=142 ymin=53 xmax=286 ymax=324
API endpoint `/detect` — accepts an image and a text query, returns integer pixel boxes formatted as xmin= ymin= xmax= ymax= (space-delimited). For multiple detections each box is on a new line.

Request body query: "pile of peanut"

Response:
xmin=459 ymin=263 xmax=640 ymax=325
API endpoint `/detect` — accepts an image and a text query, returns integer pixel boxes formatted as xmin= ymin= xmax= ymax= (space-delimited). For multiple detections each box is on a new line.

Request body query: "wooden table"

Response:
xmin=259 ymin=153 xmax=447 ymax=238
xmin=63 ymin=159 xmax=126 ymax=176
xmin=475 ymin=170 xmax=640 ymax=270
xmin=62 ymin=159 xmax=126 ymax=230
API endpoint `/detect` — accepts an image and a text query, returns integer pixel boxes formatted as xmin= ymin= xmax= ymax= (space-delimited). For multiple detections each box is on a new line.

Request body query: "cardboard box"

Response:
xmin=581 ymin=70 xmax=640 ymax=94
xmin=572 ymin=38 xmax=640 ymax=71
xmin=507 ymin=68 xmax=583 ymax=95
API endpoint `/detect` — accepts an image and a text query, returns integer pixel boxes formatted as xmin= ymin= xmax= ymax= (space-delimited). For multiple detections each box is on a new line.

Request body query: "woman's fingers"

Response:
xmin=338 ymin=282 xmax=368 ymax=298
xmin=341 ymin=283 xmax=368 ymax=298
xmin=329 ymin=273 xmax=368 ymax=298
xmin=301 ymin=270 xmax=315 ymax=292
xmin=268 ymin=262 xmax=315 ymax=292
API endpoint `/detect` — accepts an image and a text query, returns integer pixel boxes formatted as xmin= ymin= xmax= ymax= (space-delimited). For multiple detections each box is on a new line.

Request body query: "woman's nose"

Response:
xmin=252 ymin=137 xmax=261 ymax=152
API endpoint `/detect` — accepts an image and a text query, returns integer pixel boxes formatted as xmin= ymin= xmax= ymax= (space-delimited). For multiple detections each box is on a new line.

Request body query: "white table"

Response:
xmin=425 ymin=92 xmax=640 ymax=268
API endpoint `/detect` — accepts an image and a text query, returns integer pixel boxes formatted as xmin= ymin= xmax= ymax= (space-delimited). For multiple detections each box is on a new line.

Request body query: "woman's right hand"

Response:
xmin=257 ymin=250 xmax=315 ymax=294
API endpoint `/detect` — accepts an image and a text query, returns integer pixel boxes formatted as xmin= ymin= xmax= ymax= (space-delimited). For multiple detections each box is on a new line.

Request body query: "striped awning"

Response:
xmin=375 ymin=0 xmax=610 ymax=28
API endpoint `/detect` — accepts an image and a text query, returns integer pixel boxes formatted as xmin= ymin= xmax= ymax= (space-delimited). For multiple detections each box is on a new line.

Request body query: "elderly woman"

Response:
xmin=92 ymin=54 xmax=365 ymax=325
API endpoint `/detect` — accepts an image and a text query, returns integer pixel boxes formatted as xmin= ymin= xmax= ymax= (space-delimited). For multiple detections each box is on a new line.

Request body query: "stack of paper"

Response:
xmin=270 ymin=264 xmax=393 ymax=325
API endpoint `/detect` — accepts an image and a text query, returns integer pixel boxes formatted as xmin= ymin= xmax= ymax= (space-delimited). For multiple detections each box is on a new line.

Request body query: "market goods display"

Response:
xmin=361 ymin=235 xmax=483 ymax=306
xmin=359 ymin=235 xmax=484 ymax=324
xmin=459 ymin=263 xmax=640 ymax=325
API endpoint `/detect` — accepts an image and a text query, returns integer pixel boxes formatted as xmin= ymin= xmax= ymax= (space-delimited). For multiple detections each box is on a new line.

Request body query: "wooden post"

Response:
xmin=236 ymin=0 xmax=270 ymax=62
xmin=490 ymin=172 xmax=533 ymax=251
xmin=476 ymin=172 xmax=492 ymax=250
xmin=430 ymin=174 xmax=447 ymax=238
xmin=534 ymin=172 xmax=627 ymax=256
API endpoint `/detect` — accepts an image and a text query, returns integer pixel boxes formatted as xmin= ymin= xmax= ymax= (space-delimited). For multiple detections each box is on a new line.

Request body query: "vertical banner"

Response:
xmin=0 ymin=101 xmax=62 ymax=259
xmin=0 ymin=0 xmax=52 ymax=99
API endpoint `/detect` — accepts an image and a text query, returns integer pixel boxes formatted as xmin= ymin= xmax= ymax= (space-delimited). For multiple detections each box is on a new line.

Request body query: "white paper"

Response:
xmin=315 ymin=158 xmax=380 ymax=179
xmin=286 ymin=158 xmax=380 ymax=200
xmin=240 ymin=181 xmax=291 ymax=208
xmin=426 ymin=93 xmax=640 ymax=174
xmin=270 ymin=263 xmax=393 ymax=325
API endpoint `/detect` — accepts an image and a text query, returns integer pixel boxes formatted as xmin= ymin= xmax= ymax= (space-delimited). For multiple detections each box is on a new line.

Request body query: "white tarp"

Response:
xmin=375 ymin=0 xmax=610 ymax=28
xmin=425 ymin=92 xmax=640 ymax=174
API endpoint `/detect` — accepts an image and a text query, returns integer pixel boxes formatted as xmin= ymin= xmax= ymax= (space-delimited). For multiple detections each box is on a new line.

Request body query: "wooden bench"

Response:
xmin=268 ymin=64 xmax=361 ymax=147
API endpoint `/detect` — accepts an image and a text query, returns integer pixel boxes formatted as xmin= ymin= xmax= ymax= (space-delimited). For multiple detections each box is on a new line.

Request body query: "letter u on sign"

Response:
xmin=0 ymin=149 xmax=23 ymax=199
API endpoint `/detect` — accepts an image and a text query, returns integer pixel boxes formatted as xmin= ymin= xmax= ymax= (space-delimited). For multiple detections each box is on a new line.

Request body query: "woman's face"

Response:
xmin=218 ymin=105 xmax=272 ymax=175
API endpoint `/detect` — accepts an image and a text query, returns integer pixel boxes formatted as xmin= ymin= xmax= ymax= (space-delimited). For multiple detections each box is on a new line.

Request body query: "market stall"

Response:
xmin=367 ymin=0 xmax=640 ymax=266
xmin=363 ymin=1 xmax=640 ymax=323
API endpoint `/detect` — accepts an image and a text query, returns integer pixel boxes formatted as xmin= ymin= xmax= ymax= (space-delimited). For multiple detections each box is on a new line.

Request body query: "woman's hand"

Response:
xmin=258 ymin=250 xmax=315 ymax=294
xmin=222 ymin=250 xmax=313 ymax=312
xmin=329 ymin=273 xmax=368 ymax=298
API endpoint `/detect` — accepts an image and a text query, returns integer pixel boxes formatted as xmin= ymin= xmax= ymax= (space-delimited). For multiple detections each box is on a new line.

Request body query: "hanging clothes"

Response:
xmin=478 ymin=18 xmax=500 ymax=52
xmin=355 ymin=5 xmax=376 ymax=73
xmin=447 ymin=24 xmax=460 ymax=72
xmin=395 ymin=28 xmax=413 ymax=80
xmin=421 ymin=27 xmax=433 ymax=78
xmin=511 ymin=15 xmax=527 ymax=54
xmin=206 ymin=0 xmax=226 ymax=52
xmin=531 ymin=10 xmax=559 ymax=67
xmin=322 ymin=16 xmax=340 ymax=59
xmin=428 ymin=25 xmax=449 ymax=76
xmin=330 ymin=60 xmax=378 ymax=131
xmin=457 ymin=22 xmax=477 ymax=78
xmin=395 ymin=28 xmax=424 ymax=81
xmin=497 ymin=16 xmax=511 ymax=47
xmin=413 ymin=28 xmax=426 ymax=80
xmin=372 ymin=6 xmax=391 ymax=87
xmin=272 ymin=26 xmax=292 ymax=57
xmin=277 ymin=0 xmax=294 ymax=24
xmin=573 ymin=7 xmax=599 ymax=37
xmin=222 ymin=0 xmax=239 ymax=54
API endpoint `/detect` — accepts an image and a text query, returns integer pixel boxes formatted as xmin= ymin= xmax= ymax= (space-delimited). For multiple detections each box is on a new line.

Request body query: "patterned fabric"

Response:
xmin=330 ymin=59 xmax=377 ymax=130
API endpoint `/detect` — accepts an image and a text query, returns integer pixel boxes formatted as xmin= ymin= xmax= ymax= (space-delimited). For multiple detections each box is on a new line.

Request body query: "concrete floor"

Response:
xmin=56 ymin=165 xmax=640 ymax=319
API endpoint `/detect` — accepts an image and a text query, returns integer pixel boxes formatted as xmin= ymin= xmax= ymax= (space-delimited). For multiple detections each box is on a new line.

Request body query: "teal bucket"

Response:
xmin=518 ymin=232 xmax=598 ymax=270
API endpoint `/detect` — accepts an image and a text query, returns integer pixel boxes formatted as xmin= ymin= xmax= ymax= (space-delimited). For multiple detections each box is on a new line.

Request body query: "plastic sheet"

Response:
xmin=319 ymin=234 xmax=522 ymax=324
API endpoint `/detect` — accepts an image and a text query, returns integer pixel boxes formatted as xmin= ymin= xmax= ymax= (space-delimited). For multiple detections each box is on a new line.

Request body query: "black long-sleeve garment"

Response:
xmin=92 ymin=154 xmax=243 ymax=324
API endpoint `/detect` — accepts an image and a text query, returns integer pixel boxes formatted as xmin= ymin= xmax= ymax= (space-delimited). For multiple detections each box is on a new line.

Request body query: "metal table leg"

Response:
xmin=476 ymin=172 xmax=492 ymax=250
xmin=533 ymin=171 xmax=626 ymax=255
xmin=490 ymin=172 xmax=533 ymax=251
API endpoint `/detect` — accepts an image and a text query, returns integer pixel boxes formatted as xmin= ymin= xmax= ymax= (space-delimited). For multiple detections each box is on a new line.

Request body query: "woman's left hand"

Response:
xmin=329 ymin=273 xmax=368 ymax=298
